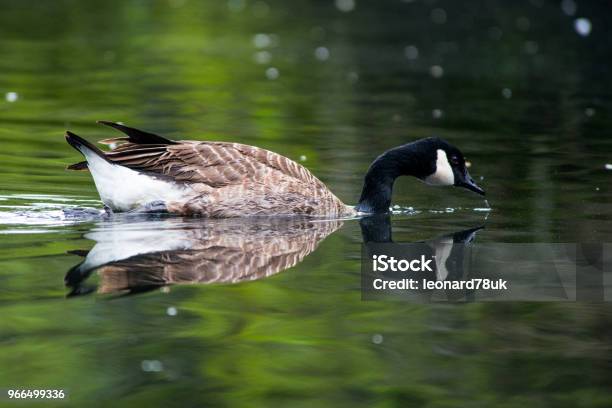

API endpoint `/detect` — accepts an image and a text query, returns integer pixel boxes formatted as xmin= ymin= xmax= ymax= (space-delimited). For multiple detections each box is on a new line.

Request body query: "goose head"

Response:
xmin=356 ymin=137 xmax=485 ymax=213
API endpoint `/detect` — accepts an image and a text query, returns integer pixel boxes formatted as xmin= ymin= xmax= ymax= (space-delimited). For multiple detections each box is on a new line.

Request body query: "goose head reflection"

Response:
xmin=65 ymin=216 xmax=344 ymax=296
xmin=360 ymin=214 xmax=484 ymax=301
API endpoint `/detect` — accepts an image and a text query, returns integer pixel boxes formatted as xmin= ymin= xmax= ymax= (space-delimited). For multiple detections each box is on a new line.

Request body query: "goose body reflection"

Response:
xmin=66 ymin=217 xmax=343 ymax=296
xmin=66 ymin=214 xmax=484 ymax=298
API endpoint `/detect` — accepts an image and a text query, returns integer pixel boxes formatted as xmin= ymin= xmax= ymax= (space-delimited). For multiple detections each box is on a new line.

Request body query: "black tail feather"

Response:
xmin=66 ymin=161 xmax=88 ymax=171
xmin=97 ymin=121 xmax=176 ymax=145
xmin=65 ymin=131 xmax=109 ymax=161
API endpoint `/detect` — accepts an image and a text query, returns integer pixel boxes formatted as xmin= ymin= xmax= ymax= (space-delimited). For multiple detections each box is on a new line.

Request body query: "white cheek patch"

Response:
xmin=425 ymin=149 xmax=455 ymax=186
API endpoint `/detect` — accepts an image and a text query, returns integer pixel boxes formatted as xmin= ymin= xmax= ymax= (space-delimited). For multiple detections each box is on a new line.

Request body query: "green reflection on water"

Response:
xmin=0 ymin=0 xmax=611 ymax=406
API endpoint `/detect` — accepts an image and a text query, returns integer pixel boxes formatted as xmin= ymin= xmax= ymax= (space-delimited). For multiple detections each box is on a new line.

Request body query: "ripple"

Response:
xmin=0 ymin=194 xmax=103 ymax=230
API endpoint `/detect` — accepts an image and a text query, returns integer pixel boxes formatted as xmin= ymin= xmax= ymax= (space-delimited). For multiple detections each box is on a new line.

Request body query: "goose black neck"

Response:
xmin=355 ymin=146 xmax=422 ymax=213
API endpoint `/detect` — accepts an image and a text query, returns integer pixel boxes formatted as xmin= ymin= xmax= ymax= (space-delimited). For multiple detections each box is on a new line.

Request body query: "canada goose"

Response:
xmin=65 ymin=217 xmax=343 ymax=296
xmin=65 ymin=121 xmax=485 ymax=217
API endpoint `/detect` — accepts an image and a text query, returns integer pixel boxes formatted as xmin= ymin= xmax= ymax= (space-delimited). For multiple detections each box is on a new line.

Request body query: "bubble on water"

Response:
xmin=314 ymin=46 xmax=330 ymax=61
xmin=346 ymin=71 xmax=359 ymax=83
xmin=265 ymin=67 xmax=279 ymax=80
xmin=574 ymin=18 xmax=591 ymax=36
xmin=524 ymin=41 xmax=539 ymax=55
xmin=432 ymin=109 xmax=444 ymax=119
xmin=227 ymin=0 xmax=246 ymax=12
xmin=5 ymin=92 xmax=18 ymax=102
xmin=253 ymin=51 xmax=271 ymax=64
xmin=299 ymin=155 xmax=307 ymax=162
xmin=166 ymin=306 xmax=177 ymax=316
xmin=604 ymin=164 xmax=612 ymax=170
xmin=516 ymin=16 xmax=530 ymax=31
xmin=430 ymin=65 xmax=444 ymax=78
xmin=561 ymin=0 xmax=576 ymax=16
xmin=585 ymin=107 xmax=595 ymax=117
xmin=392 ymin=113 xmax=402 ymax=122
xmin=335 ymin=0 xmax=355 ymax=12
xmin=502 ymin=88 xmax=512 ymax=99
xmin=253 ymin=33 xmax=271 ymax=48
xmin=141 ymin=360 xmax=164 ymax=372
xmin=372 ymin=334 xmax=383 ymax=344
xmin=445 ymin=208 xmax=455 ymax=213
xmin=431 ymin=8 xmax=447 ymax=24
xmin=404 ymin=45 xmax=419 ymax=60
xmin=595 ymin=187 xmax=600 ymax=191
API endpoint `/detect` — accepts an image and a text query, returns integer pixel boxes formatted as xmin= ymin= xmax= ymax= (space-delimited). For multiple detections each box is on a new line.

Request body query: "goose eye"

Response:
xmin=449 ymin=155 xmax=460 ymax=166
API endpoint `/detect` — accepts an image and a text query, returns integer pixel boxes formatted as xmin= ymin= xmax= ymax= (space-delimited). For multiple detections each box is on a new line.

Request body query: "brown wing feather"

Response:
xmin=103 ymin=140 xmax=327 ymax=189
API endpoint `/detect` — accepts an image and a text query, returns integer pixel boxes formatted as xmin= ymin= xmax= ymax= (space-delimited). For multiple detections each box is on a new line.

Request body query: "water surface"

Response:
xmin=1 ymin=1 xmax=611 ymax=406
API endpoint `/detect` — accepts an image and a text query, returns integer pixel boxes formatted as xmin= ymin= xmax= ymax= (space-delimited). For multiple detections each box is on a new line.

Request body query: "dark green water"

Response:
xmin=1 ymin=1 xmax=611 ymax=406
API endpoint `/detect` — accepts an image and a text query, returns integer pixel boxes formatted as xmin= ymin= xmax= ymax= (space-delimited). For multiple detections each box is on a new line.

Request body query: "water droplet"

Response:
xmin=299 ymin=155 xmax=307 ymax=162
xmin=474 ymin=207 xmax=491 ymax=212
xmin=372 ymin=334 xmax=383 ymax=344
xmin=604 ymin=164 xmax=612 ymax=170
xmin=166 ymin=306 xmax=177 ymax=316
xmin=432 ymin=109 xmax=444 ymax=119
xmin=253 ymin=33 xmax=271 ymax=48
xmin=141 ymin=360 xmax=164 ymax=372
xmin=430 ymin=65 xmax=444 ymax=78
xmin=253 ymin=51 xmax=271 ymax=64
xmin=404 ymin=45 xmax=419 ymax=60
xmin=445 ymin=208 xmax=455 ymax=213
xmin=561 ymin=0 xmax=576 ymax=16
xmin=585 ymin=107 xmax=595 ymax=117
xmin=5 ymin=92 xmax=18 ymax=103
xmin=335 ymin=0 xmax=355 ymax=12
xmin=314 ymin=46 xmax=330 ymax=61
xmin=574 ymin=18 xmax=591 ymax=36
xmin=595 ymin=187 xmax=600 ymax=191
xmin=265 ymin=67 xmax=279 ymax=80
xmin=502 ymin=88 xmax=512 ymax=99
xmin=346 ymin=71 xmax=359 ymax=83
xmin=431 ymin=8 xmax=447 ymax=24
